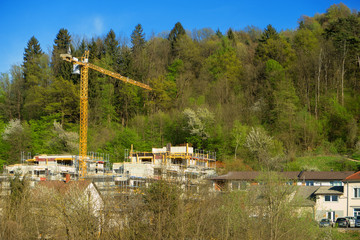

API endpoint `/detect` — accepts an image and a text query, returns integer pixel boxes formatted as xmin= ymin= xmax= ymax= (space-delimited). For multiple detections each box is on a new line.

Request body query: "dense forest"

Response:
xmin=0 ymin=3 xmax=359 ymax=171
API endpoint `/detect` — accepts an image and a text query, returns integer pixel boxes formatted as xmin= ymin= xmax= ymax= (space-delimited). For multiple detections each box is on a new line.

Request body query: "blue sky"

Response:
xmin=0 ymin=0 xmax=359 ymax=74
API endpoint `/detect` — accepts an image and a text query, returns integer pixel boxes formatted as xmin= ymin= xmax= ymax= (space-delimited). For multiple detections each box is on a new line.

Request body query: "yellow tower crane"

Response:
xmin=60 ymin=50 xmax=152 ymax=178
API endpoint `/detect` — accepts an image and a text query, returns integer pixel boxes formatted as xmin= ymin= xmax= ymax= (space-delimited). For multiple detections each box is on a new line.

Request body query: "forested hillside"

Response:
xmin=0 ymin=3 xmax=359 ymax=171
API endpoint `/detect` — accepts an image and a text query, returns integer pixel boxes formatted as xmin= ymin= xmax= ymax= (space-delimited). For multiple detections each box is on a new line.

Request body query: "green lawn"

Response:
xmin=285 ymin=155 xmax=360 ymax=171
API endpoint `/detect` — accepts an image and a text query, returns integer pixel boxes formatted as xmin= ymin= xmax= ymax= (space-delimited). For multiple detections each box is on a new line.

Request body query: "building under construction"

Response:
xmin=1 ymin=143 xmax=216 ymax=195
xmin=112 ymin=143 xmax=217 ymax=193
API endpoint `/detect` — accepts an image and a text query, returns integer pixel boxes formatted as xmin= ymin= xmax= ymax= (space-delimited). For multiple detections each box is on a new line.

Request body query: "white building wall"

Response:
xmin=152 ymin=147 xmax=167 ymax=153
xmin=315 ymin=195 xmax=346 ymax=220
xmin=344 ymin=182 xmax=360 ymax=217
xmin=122 ymin=163 xmax=154 ymax=178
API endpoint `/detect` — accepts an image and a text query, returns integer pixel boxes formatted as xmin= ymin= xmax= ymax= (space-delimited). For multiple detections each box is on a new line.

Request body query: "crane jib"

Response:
xmin=60 ymin=50 xmax=152 ymax=178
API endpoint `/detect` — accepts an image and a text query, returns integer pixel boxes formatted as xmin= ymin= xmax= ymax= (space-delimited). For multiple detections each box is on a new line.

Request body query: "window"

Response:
xmin=154 ymin=168 xmax=162 ymax=176
xmin=240 ymin=181 xmax=247 ymax=190
xmin=331 ymin=181 xmax=342 ymax=186
xmin=354 ymin=188 xmax=360 ymax=198
xmin=232 ymin=181 xmax=239 ymax=190
xmin=306 ymin=181 xmax=314 ymax=186
xmin=325 ymin=195 xmax=338 ymax=202
xmin=354 ymin=208 xmax=360 ymax=217
xmin=133 ymin=180 xmax=145 ymax=187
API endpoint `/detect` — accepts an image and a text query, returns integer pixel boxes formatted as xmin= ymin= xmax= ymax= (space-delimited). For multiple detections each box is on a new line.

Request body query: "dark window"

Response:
xmin=354 ymin=188 xmax=360 ymax=198
xmin=325 ymin=195 xmax=338 ymax=202
xmin=232 ymin=181 xmax=239 ymax=190
xmin=154 ymin=168 xmax=162 ymax=176
xmin=306 ymin=181 xmax=314 ymax=186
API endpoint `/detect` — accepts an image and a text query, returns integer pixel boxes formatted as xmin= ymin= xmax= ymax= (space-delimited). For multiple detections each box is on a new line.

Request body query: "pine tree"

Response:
xmin=216 ymin=28 xmax=223 ymax=38
xmin=23 ymin=36 xmax=43 ymax=84
xmin=259 ymin=24 xmax=279 ymax=42
xmin=105 ymin=29 xmax=119 ymax=57
xmin=168 ymin=22 xmax=186 ymax=56
xmin=131 ymin=24 xmax=145 ymax=52
xmin=227 ymin=28 xmax=235 ymax=40
xmin=51 ymin=28 xmax=72 ymax=80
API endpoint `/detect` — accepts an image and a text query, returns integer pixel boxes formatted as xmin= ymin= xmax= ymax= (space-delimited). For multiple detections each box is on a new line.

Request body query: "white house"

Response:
xmin=343 ymin=171 xmax=360 ymax=217
xmin=313 ymin=186 xmax=345 ymax=221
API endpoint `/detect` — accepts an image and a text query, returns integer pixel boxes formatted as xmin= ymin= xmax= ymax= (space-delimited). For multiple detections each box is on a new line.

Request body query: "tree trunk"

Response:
xmin=315 ymin=49 xmax=322 ymax=119
xmin=341 ymin=40 xmax=347 ymax=106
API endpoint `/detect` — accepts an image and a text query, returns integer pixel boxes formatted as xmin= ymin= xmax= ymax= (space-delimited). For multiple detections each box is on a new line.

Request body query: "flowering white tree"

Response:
xmin=244 ymin=127 xmax=284 ymax=170
xmin=2 ymin=119 xmax=30 ymax=163
xmin=182 ymin=107 xmax=214 ymax=140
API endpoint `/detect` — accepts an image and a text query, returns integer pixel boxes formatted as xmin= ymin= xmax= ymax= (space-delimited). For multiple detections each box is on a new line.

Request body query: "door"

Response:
xmin=327 ymin=211 xmax=335 ymax=221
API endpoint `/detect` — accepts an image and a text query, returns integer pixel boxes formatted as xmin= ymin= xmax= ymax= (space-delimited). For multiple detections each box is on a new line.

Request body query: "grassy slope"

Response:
xmin=285 ymin=155 xmax=360 ymax=171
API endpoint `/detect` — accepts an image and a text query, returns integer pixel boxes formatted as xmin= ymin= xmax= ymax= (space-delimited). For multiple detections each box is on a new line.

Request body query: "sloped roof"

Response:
xmin=211 ymin=171 xmax=260 ymax=180
xmin=38 ymin=180 xmax=92 ymax=194
xmin=314 ymin=186 xmax=343 ymax=195
xmin=344 ymin=171 xmax=360 ymax=181
xmin=211 ymin=171 xmax=300 ymax=180
xmin=211 ymin=171 xmax=356 ymax=181
xmin=299 ymin=171 xmax=355 ymax=181
xmin=247 ymin=185 xmax=318 ymax=207
xmin=294 ymin=186 xmax=319 ymax=206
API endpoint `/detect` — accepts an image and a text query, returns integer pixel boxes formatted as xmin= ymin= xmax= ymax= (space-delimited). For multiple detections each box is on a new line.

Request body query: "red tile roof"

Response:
xmin=344 ymin=171 xmax=360 ymax=181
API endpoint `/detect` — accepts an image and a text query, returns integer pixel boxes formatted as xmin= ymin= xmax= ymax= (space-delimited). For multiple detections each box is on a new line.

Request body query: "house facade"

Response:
xmin=211 ymin=170 xmax=360 ymax=221
xmin=313 ymin=186 xmax=345 ymax=221
xmin=343 ymin=172 xmax=360 ymax=217
xmin=211 ymin=171 xmax=355 ymax=191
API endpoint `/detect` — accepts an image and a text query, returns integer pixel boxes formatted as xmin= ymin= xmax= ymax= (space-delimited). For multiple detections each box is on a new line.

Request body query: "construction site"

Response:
xmin=1 ymin=143 xmax=216 ymax=195
xmin=0 ymin=50 xmax=218 ymax=197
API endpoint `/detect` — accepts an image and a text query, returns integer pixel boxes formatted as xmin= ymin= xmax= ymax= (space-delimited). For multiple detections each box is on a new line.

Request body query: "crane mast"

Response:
xmin=60 ymin=50 xmax=152 ymax=178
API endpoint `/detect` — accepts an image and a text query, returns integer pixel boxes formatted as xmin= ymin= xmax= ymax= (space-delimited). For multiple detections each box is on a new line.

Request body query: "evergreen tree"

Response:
xmin=216 ymin=28 xmax=223 ymax=38
xmin=23 ymin=36 xmax=43 ymax=86
xmin=104 ymin=29 xmax=119 ymax=58
xmin=255 ymin=25 xmax=294 ymax=67
xmin=131 ymin=24 xmax=146 ymax=52
xmin=227 ymin=28 xmax=235 ymax=40
xmin=259 ymin=24 xmax=279 ymax=42
xmin=0 ymin=66 xmax=25 ymax=120
xmin=129 ymin=24 xmax=149 ymax=82
xmin=168 ymin=22 xmax=186 ymax=56
xmin=51 ymin=28 xmax=72 ymax=80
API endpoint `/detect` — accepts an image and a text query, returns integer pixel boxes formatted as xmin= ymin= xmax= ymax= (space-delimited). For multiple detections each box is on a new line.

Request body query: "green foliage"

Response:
xmin=1 ymin=4 xmax=360 ymax=171
xmin=45 ymin=77 xmax=79 ymax=125
xmin=28 ymin=114 xmax=59 ymax=154
xmin=51 ymin=28 xmax=72 ymax=80
xmin=131 ymin=24 xmax=145 ymax=51
xmin=2 ymin=119 xmax=31 ymax=164
xmin=323 ymin=97 xmax=353 ymax=144
xmin=9 ymin=173 xmax=29 ymax=209
xmin=168 ymin=22 xmax=186 ymax=44
xmin=256 ymin=26 xmax=295 ymax=67
xmin=244 ymin=127 xmax=284 ymax=170
xmin=230 ymin=120 xmax=249 ymax=159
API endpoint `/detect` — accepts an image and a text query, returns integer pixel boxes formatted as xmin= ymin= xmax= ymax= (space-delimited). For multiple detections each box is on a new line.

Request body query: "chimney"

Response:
xmin=65 ymin=173 xmax=70 ymax=183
